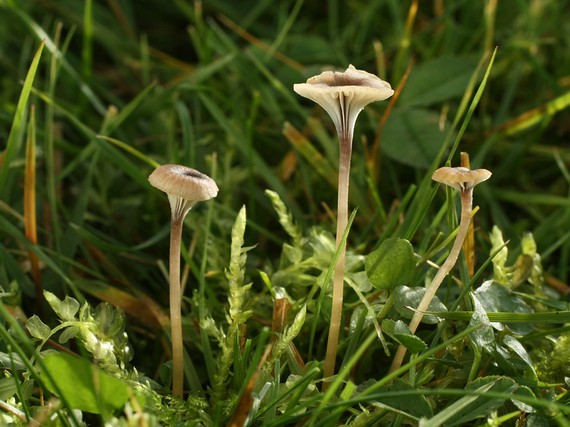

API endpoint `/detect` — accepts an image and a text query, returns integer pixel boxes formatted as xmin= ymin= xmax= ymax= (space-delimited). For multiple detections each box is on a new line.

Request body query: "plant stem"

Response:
xmin=323 ymin=131 xmax=352 ymax=388
xmin=390 ymin=189 xmax=473 ymax=373
xmin=170 ymin=216 xmax=184 ymax=398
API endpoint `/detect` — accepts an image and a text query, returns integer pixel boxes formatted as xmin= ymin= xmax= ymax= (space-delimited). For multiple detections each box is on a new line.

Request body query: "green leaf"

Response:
xmin=375 ymin=379 xmax=434 ymax=418
xmin=473 ymin=281 xmax=533 ymax=335
xmin=41 ymin=352 xmax=130 ymax=414
xmin=490 ymin=226 xmax=509 ymax=285
xmin=502 ymin=335 xmax=537 ymax=379
xmin=468 ymin=293 xmax=495 ymax=350
xmin=393 ymin=285 xmax=447 ymax=323
xmin=25 ymin=315 xmax=51 ymax=341
xmin=383 ymin=320 xmax=427 ymax=354
xmin=381 ymin=108 xmax=450 ymax=168
xmin=365 ymin=238 xmax=415 ymax=290
xmin=420 ymin=376 xmax=517 ymax=426
xmin=59 ymin=325 xmax=80 ymax=344
xmin=0 ymin=377 xmax=19 ymax=400
xmin=511 ymin=385 xmax=537 ymax=414
xmin=398 ymin=55 xmax=479 ymax=107
xmin=0 ymin=378 xmax=33 ymax=401
xmin=0 ymin=40 xmax=45 ymax=195
xmin=44 ymin=291 xmax=80 ymax=322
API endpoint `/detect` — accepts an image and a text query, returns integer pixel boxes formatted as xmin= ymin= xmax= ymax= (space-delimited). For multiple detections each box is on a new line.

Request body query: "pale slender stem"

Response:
xmin=169 ymin=216 xmax=184 ymax=398
xmin=390 ymin=189 xmax=473 ymax=373
xmin=323 ymin=132 xmax=352 ymax=387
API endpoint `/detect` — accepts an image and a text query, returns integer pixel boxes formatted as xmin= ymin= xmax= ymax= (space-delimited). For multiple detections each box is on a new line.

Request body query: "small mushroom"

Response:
xmin=294 ymin=65 xmax=393 ymax=387
xmin=149 ymin=164 xmax=218 ymax=218
xmin=390 ymin=164 xmax=491 ymax=373
xmin=149 ymin=164 xmax=218 ymax=398
xmin=431 ymin=166 xmax=492 ymax=192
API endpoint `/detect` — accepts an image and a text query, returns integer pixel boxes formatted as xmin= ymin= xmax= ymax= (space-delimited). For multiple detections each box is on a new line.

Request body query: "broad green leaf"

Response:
xmin=41 ymin=352 xmax=129 ymax=414
xmin=365 ymin=238 xmax=415 ymax=290
xmin=44 ymin=291 xmax=80 ymax=321
xmin=25 ymin=315 xmax=51 ymax=341
xmin=474 ymin=281 xmax=533 ymax=335
xmin=503 ymin=335 xmax=537 ymax=379
xmin=399 ymin=55 xmax=479 ymax=107
xmin=0 ymin=378 xmax=32 ymax=401
xmin=420 ymin=376 xmax=516 ymax=426
xmin=393 ymin=285 xmax=447 ymax=323
xmin=382 ymin=319 xmax=427 ymax=353
xmin=0 ymin=353 xmax=26 ymax=371
xmin=0 ymin=377 xmax=19 ymax=400
xmin=381 ymin=108 xmax=449 ymax=168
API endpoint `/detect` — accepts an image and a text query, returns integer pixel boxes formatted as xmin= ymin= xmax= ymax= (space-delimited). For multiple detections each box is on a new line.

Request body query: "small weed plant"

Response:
xmin=1 ymin=1 xmax=570 ymax=426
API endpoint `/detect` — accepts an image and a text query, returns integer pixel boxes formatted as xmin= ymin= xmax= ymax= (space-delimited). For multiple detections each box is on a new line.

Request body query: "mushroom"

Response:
xmin=390 ymin=164 xmax=491 ymax=372
xmin=294 ymin=65 xmax=393 ymax=385
xmin=148 ymin=164 xmax=218 ymax=398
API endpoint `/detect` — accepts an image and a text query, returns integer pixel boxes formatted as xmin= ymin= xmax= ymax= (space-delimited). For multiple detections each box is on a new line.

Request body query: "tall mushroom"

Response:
xmin=390 ymin=165 xmax=491 ymax=372
xmin=294 ymin=65 xmax=393 ymax=385
xmin=149 ymin=164 xmax=218 ymax=398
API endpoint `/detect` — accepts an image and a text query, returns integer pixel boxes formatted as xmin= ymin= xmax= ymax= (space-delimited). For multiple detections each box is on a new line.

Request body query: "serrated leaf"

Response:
xmin=41 ymin=352 xmax=129 ymax=414
xmin=44 ymin=291 xmax=80 ymax=321
xmin=393 ymin=285 xmax=447 ymax=323
xmin=365 ymin=238 xmax=415 ymax=290
xmin=25 ymin=315 xmax=51 ymax=341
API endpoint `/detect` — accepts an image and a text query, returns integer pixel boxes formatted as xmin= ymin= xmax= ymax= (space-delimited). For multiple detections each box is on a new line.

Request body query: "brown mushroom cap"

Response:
xmin=294 ymin=64 xmax=393 ymax=107
xmin=432 ymin=166 xmax=492 ymax=192
xmin=148 ymin=164 xmax=218 ymax=202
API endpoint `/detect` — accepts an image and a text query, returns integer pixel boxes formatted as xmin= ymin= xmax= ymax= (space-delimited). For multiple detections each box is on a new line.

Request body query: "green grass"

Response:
xmin=1 ymin=0 xmax=570 ymax=425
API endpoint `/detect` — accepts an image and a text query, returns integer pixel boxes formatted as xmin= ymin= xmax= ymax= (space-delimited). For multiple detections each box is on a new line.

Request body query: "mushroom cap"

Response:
xmin=148 ymin=164 xmax=218 ymax=202
xmin=432 ymin=166 xmax=492 ymax=192
xmin=293 ymin=64 xmax=393 ymax=107
xmin=293 ymin=65 xmax=393 ymax=141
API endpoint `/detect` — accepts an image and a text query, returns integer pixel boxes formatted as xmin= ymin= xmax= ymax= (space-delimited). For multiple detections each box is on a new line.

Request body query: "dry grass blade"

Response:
xmin=24 ymin=105 xmax=42 ymax=311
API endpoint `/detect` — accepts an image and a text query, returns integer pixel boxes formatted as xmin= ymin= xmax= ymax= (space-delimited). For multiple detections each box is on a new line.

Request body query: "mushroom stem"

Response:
xmin=169 ymin=214 xmax=185 ymax=398
xmin=389 ymin=188 xmax=473 ymax=373
xmin=323 ymin=130 xmax=352 ymax=388
xmin=167 ymin=195 xmax=193 ymax=399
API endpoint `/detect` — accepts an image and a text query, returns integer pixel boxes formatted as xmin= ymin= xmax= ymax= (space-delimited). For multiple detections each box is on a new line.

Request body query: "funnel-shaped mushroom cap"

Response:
xmin=432 ymin=166 xmax=492 ymax=192
xmin=149 ymin=164 xmax=218 ymax=203
xmin=294 ymin=65 xmax=393 ymax=141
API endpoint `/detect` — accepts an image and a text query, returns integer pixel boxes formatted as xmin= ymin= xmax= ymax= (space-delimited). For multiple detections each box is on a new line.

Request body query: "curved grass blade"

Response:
xmin=0 ymin=40 xmax=44 ymax=197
